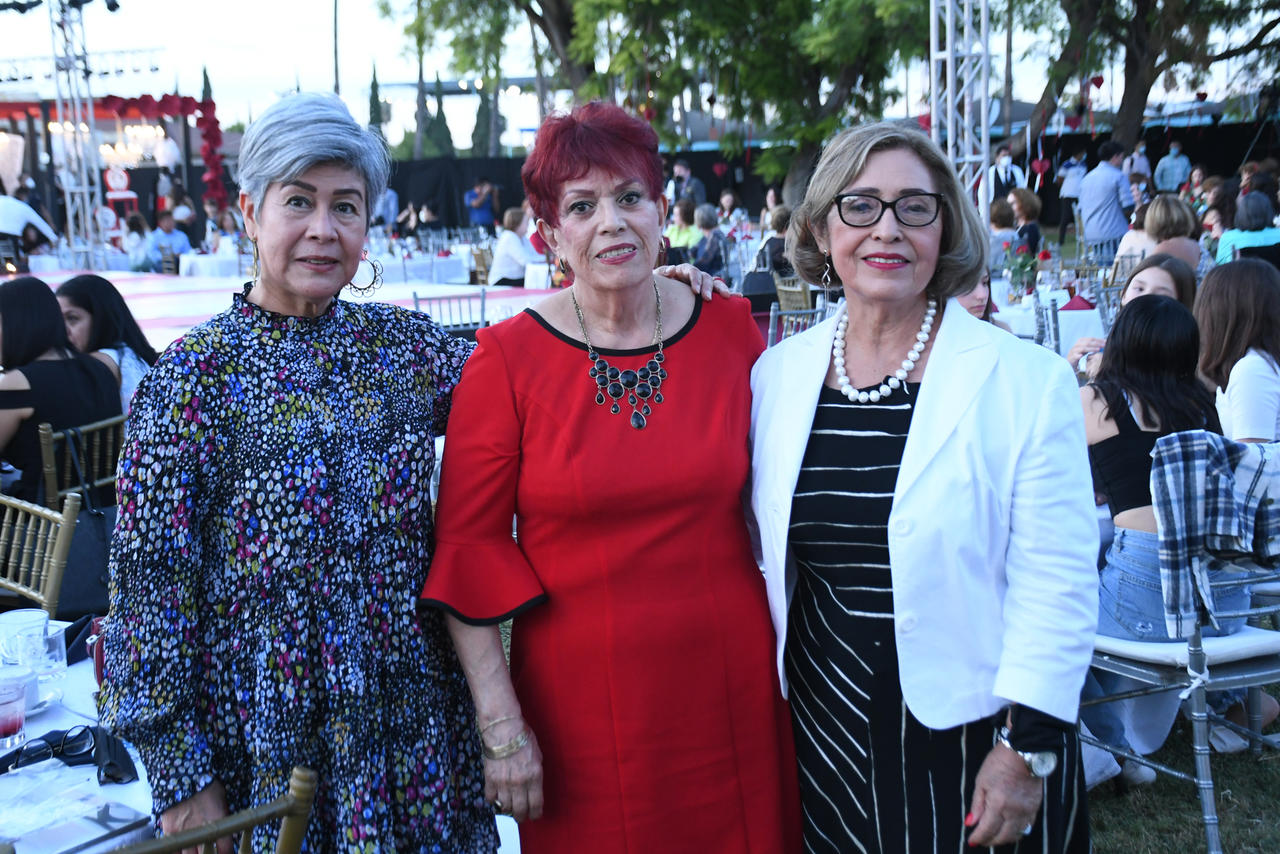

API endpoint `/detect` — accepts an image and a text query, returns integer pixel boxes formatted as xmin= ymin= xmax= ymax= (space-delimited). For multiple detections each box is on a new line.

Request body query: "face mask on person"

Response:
xmin=1136 ymin=145 xmax=1146 ymax=154
xmin=1170 ymin=146 xmax=1181 ymax=156
xmin=998 ymin=155 xmax=1011 ymax=168
xmin=23 ymin=177 xmax=35 ymax=189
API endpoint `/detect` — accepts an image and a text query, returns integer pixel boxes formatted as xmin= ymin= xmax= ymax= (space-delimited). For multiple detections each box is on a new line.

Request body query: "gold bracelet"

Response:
xmin=483 ymin=729 xmax=529 ymax=760
xmin=478 ymin=714 xmax=521 ymax=736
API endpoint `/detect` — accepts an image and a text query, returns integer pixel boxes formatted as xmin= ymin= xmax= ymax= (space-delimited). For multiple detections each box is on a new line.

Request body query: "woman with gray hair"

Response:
xmin=97 ymin=92 xmax=498 ymax=850
xmin=750 ymin=122 xmax=1097 ymax=851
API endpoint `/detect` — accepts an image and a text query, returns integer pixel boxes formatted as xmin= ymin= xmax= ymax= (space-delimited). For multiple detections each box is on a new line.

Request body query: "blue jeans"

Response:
xmin=1083 ymin=529 xmax=1248 ymax=749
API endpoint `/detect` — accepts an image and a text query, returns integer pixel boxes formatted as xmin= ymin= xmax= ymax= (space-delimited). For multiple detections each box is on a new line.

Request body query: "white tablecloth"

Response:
xmin=990 ymin=284 xmax=1103 ymax=356
xmin=523 ymin=264 xmax=552 ymax=289
xmin=27 ymin=254 xmax=131 ymax=274
xmin=0 ymin=645 xmax=521 ymax=852
xmin=179 ymin=254 xmax=243 ymax=278
xmin=375 ymin=254 xmax=469 ymax=285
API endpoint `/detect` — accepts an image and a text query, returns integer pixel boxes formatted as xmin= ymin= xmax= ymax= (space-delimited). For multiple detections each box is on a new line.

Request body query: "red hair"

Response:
xmin=521 ymin=101 xmax=663 ymax=227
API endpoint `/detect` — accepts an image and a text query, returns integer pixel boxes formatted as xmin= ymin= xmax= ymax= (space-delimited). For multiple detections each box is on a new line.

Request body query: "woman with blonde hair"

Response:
xmin=752 ymin=121 xmax=1096 ymax=851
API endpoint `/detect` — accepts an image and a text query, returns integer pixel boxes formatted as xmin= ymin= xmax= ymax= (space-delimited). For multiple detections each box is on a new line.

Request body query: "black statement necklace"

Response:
xmin=571 ymin=278 xmax=668 ymax=429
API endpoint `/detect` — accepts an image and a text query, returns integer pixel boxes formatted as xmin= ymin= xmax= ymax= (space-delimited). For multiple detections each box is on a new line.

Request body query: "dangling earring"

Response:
xmin=656 ymin=237 xmax=669 ymax=268
xmin=348 ymin=249 xmax=383 ymax=294
xmin=557 ymin=256 xmax=574 ymax=278
xmin=250 ymin=239 xmax=260 ymax=285
xmin=821 ymin=254 xmax=834 ymax=289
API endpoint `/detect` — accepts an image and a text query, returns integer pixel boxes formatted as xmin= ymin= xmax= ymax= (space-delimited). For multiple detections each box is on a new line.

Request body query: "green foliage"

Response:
xmin=369 ymin=66 xmax=384 ymax=139
xmin=425 ymin=75 xmax=455 ymax=158
xmin=201 ymin=67 xmax=213 ymax=104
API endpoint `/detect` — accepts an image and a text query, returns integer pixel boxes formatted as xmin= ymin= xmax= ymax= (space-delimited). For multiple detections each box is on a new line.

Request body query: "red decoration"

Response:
xmin=100 ymin=95 xmax=125 ymax=115
xmin=642 ymin=105 xmax=656 ymax=122
xmin=1030 ymin=158 xmax=1051 ymax=175
xmin=179 ymin=96 xmax=198 ymax=116
xmin=1195 ymin=92 xmax=1208 ymax=102
xmin=158 ymin=93 xmax=180 ymax=116
xmin=711 ymin=162 xmax=728 ymax=179
xmin=1064 ymin=115 xmax=1082 ymax=131
xmin=135 ymin=94 xmax=160 ymax=119
xmin=917 ymin=113 xmax=932 ymax=132
xmin=1090 ymin=76 xmax=1104 ymax=88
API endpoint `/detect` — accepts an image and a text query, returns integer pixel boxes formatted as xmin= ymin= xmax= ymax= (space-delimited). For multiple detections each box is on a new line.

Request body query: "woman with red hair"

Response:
xmin=421 ymin=101 xmax=801 ymax=852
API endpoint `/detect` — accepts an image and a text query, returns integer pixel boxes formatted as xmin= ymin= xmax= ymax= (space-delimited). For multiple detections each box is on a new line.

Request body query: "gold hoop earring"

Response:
xmin=348 ymin=252 xmax=383 ymax=294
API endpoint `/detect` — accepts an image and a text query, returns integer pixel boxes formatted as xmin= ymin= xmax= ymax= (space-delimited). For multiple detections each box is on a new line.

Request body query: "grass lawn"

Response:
xmin=1089 ymin=702 xmax=1280 ymax=852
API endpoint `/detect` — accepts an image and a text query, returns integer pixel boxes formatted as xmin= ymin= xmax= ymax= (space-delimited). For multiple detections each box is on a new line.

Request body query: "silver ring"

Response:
xmin=1022 ymin=823 xmax=1034 ymax=836
xmin=492 ymin=799 xmax=504 ymax=813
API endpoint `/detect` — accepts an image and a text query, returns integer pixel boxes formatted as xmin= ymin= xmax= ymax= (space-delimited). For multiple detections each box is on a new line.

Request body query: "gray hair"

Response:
xmin=1235 ymin=192 xmax=1276 ymax=232
xmin=694 ymin=203 xmax=719 ymax=230
xmin=238 ymin=93 xmax=390 ymax=226
xmin=787 ymin=121 xmax=988 ymax=300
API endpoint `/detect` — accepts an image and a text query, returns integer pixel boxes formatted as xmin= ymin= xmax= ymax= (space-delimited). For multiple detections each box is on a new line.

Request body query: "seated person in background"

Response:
xmin=56 ymin=274 xmax=160 ymax=412
xmin=488 ymin=206 xmax=546 ymax=288
xmin=145 ymin=210 xmax=192 ymax=270
xmin=20 ymin=223 xmax=51 ymax=257
xmin=122 ymin=212 xmax=151 ymax=272
xmin=753 ymin=206 xmax=794 ymax=277
xmin=690 ymin=203 xmax=728 ymax=279
xmin=0 ymin=277 xmax=121 ymax=503
xmin=1066 ymin=253 xmax=1196 ymax=379
xmin=1215 ymin=191 xmax=1280 ymax=263
xmin=1110 ymin=201 xmax=1157 ymax=278
xmin=1008 ymin=187 xmax=1042 ymax=254
xmin=717 ymin=189 xmax=749 ymax=231
xmin=957 ymin=269 xmax=1012 ymax=332
xmin=987 ymin=198 xmax=1018 ymax=269
xmin=211 ymin=208 xmax=241 ymax=255
xmin=664 ymin=198 xmax=700 ymax=251
xmin=1144 ymin=193 xmax=1214 ymax=281
xmin=1196 ymin=259 xmax=1280 ymax=444
xmin=757 ymin=186 xmax=781 ymax=237
xmin=1081 ymin=293 xmax=1278 ymax=759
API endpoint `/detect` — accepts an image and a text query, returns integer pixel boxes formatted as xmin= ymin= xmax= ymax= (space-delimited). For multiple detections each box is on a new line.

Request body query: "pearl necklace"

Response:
xmin=832 ymin=297 xmax=937 ymax=403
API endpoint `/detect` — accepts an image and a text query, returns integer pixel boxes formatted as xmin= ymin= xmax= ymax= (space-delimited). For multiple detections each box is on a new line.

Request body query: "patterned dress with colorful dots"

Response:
xmin=98 ymin=288 xmax=496 ymax=853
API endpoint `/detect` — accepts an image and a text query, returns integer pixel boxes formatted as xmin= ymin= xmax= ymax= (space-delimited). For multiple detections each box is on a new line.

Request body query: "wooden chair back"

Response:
xmin=116 ymin=766 xmax=317 ymax=854
xmin=773 ymin=274 xmax=812 ymax=311
xmin=38 ymin=415 xmax=127 ymax=511
xmin=471 ymin=247 xmax=493 ymax=285
xmin=160 ymin=248 xmax=179 ymax=275
xmin=0 ymin=493 xmax=80 ymax=616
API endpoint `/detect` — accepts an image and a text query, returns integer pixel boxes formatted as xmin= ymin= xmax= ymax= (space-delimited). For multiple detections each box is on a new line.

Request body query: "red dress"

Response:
xmin=422 ymin=294 xmax=801 ymax=853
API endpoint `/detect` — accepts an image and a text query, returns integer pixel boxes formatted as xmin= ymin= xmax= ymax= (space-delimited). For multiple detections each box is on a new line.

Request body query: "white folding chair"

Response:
xmin=412 ymin=288 xmax=487 ymax=337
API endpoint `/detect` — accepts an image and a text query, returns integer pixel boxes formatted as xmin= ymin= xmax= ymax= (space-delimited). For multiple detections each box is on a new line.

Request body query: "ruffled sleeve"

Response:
xmin=421 ymin=325 xmax=547 ymax=624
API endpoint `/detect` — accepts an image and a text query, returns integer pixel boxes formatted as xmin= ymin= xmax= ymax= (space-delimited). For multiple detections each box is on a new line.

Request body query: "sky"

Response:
xmin=0 ymin=0 xmax=546 ymax=150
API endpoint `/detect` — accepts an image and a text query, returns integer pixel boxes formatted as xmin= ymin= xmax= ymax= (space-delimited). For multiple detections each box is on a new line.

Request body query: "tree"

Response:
xmin=1100 ymin=0 xmax=1280 ymax=146
xmin=426 ymin=75 xmax=455 ymax=158
xmin=567 ymin=0 xmax=926 ymax=199
xmin=513 ymin=0 xmax=596 ymax=93
xmin=369 ymin=65 xmax=385 ymax=139
xmin=377 ymin=0 xmax=432 ymax=158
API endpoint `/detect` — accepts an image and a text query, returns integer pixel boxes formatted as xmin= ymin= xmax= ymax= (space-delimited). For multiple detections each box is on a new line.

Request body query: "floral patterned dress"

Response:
xmin=98 ymin=288 xmax=496 ymax=853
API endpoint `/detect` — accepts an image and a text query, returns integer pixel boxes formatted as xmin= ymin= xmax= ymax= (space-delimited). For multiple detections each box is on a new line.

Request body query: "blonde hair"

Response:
xmin=1144 ymin=194 xmax=1198 ymax=241
xmin=787 ymin=122 xmax=987 ymax=299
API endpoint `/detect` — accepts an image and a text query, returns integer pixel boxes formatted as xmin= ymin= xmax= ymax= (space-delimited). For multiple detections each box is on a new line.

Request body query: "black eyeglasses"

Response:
xmin=833 ymin=192 xmax=944 ymax=228
xmin=13 ymin=725 xmax=95 ymax=769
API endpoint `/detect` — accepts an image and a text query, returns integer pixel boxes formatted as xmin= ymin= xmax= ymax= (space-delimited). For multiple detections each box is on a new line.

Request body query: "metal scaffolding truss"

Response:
xmin=48 ymin=0 xmax=106 ymax=269
xmin=929 ymin=0 xmax=991 ymax=220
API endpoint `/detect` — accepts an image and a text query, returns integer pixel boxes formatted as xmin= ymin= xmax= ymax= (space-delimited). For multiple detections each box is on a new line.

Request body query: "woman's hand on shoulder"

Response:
xmin=656 ymin=262 xmax=733 ymax=300
xmin=482 ymin=718 xmax=544 ymax=823
xmin=160 ymin=781 xmax=232 ymax=853
xmin=965 ymin=743 xmax=1044 ymax=847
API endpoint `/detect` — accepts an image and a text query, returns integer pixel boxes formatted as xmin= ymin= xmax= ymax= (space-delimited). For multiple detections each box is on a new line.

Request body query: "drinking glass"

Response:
xmin=0 ymin=609 xmax=48 ymax=665
xmin=16 ymin=625 xmax=66 ymax=705
xmin=0 ymin=665 xmax=29 ymax=749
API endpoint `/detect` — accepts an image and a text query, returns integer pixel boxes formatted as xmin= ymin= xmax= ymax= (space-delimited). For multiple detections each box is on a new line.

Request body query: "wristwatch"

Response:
xmin=997 ymin=726 xmax=1059 ymax=778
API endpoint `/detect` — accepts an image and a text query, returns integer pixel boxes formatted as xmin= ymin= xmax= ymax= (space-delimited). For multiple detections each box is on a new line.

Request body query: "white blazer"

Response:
xmin=750 ymin=299 xmax=1099 ymax=728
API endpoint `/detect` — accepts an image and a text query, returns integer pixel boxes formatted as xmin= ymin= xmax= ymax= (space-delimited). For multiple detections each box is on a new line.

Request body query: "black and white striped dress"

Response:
xmin=785 ymin=384 xmax=1089 ymax=854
